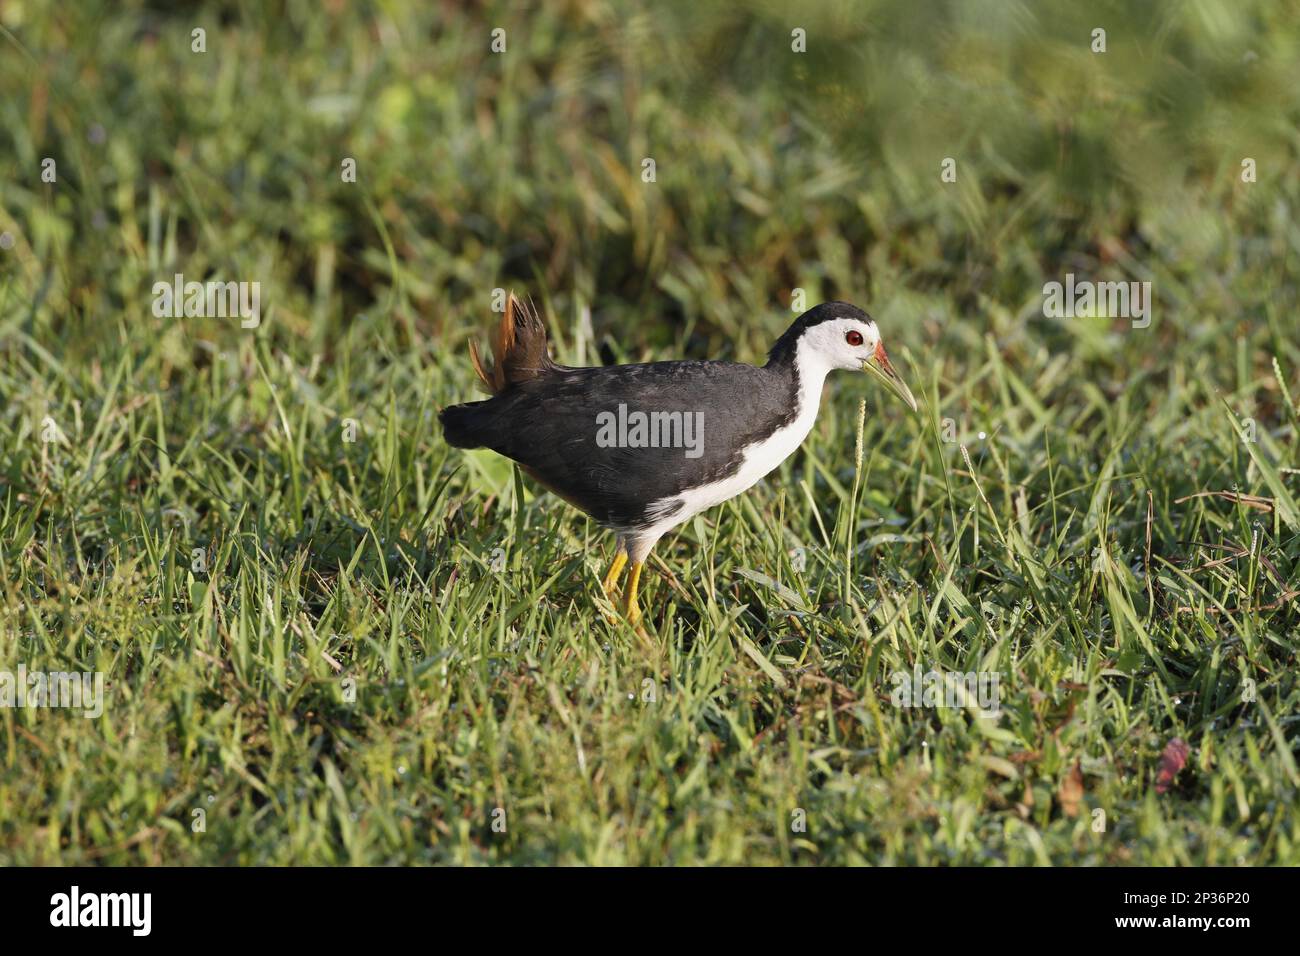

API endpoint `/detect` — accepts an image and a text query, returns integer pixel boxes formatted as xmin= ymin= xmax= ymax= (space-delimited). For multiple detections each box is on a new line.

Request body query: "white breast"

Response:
xmin=636 ymin=343 xmax=831 ymax=544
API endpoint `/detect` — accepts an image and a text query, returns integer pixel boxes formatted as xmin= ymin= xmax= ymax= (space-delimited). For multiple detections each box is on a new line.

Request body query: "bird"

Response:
xmin=439 ymin=295 xmax=918 ymax=626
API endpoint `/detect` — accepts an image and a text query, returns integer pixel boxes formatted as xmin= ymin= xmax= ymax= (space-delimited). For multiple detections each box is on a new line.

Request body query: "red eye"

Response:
xmin=845 ymin=330 xmax=864 ymax=347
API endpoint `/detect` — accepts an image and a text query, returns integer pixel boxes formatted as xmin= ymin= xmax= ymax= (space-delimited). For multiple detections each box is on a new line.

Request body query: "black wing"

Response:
xmin=456 ymin=360 xmax=799 ymax=527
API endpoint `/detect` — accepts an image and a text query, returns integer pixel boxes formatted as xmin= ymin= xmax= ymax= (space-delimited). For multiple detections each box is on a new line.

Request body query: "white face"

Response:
xmin=799 ymin=316 xmax=882 ymax=372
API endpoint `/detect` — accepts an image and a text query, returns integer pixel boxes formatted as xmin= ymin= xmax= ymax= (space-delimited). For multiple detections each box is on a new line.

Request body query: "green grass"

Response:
xmin=1 ymin=0 xmax=1298 ymax=864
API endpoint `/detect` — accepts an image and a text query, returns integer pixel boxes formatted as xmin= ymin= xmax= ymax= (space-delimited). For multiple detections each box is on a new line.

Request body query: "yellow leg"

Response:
xmin=623 ymin=560 xmax=644 ymax=625
xmin=601 ymin=550 xmax=628 ymax=596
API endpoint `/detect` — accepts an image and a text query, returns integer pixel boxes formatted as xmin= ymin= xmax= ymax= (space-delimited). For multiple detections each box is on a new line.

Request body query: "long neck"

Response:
xmin=767 ymin=335 xmax=833 ymax=427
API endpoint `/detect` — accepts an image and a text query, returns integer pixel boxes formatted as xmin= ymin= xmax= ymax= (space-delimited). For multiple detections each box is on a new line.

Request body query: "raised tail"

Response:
xmin=468 ymin=293 xmax=557 ymax=395
xmin=439 ymin=293 xmax=558 ymax=449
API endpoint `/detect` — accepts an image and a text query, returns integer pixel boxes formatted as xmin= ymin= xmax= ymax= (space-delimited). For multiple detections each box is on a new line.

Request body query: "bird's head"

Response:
xmin=770 ymin=302 xmax=918 ymax=412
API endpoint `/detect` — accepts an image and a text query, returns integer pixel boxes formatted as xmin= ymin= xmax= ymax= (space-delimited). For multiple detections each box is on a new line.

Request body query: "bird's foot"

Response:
xmin=622 ymin=560 xmax=645 ymax=628
xmin=601 ymin=550 xmax=628 ymax=597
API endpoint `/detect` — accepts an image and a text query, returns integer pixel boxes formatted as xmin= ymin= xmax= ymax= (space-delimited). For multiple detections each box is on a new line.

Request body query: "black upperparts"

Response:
xmin=443 ymin=359 xmax=801 ymax=528
xmin=766 ymin=301 xmax=872 ymax=367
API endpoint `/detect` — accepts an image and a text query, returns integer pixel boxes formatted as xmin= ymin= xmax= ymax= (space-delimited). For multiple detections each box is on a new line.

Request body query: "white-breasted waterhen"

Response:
xmin=439 ymin=295 xmax=918 ymax=625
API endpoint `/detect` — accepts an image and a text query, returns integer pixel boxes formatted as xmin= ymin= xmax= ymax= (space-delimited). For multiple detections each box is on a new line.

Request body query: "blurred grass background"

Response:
xmin=0 ymin=0 xmax=1298 ymax=864
xmin=6 ymin=0 xmax=1297 ymax=359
